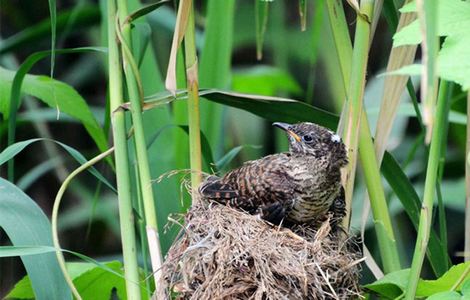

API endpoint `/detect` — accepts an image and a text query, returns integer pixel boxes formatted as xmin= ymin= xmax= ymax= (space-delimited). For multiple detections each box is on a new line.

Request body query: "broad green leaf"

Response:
xmin=72 ymin=261 xmax=127 ymax=300
xmin=427 ymin=291 xmax=462 ymax=300
xmin=0 ymin=245 xmax=58 ymax=257
xmin=393 ymin=0 xmax=470 ymax=90
xmin=364 ymin=269 xmax=409 ymax=299
xmin=462 ymin=278 xmax=470 ymax=296
xmin=417 ymin=262 xmax=470 ymax=297
xmin=365 ymin=262 xmax=470 ymax=298
xmin=394 ymin=0 xmax=470 ymax=47
xmin=6 ymin=261 xmax=131 ymax=300
xmin=0 ymin=178 xmax=71 ymax=300
xmin=0 ymin=138 xmax=116 ymax=192
xmin=232 ymin=66 xmax=302 ymax=96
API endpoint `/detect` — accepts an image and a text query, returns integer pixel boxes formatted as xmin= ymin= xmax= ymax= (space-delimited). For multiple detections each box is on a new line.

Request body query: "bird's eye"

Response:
xmin=302 ymin=135 xmax=313 ymax=143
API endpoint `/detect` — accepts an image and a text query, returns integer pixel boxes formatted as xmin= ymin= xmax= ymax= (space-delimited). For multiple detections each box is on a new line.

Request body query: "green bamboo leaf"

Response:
xmin=0 ymin=178 xmax=71 ymax=300
xmin=47 ymin=0 xmax=57 ymax=78
xmin=0 ymin=138 xmax=116 ymax=193
xmin=255 ymin=0 xmax=270 ymax=60
xmin=125 ymin=0 xmax=170 ymax=24
xmin=143 ymin=89 xmax=339 ymax=130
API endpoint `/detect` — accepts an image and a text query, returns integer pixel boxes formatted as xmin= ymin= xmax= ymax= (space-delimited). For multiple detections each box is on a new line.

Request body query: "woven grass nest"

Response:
xmin=157 ymin=203 xmax=363 ymax=300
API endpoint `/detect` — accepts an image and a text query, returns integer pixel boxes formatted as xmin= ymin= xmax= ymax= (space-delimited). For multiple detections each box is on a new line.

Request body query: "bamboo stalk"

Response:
xmin=405 ymin=81 xmax=450 ymax=299
xmin=325 ymin=0 xmax=401 ymax=272
xmin=342 ymin=0 xmax=375 ymax=221
xmin=116 ymin=0 xmax=163 ymax=289
xmin=183 ymin=0 xmax=203 ymax=202
xmin=107 ymin=0 xmax=142 ymax=298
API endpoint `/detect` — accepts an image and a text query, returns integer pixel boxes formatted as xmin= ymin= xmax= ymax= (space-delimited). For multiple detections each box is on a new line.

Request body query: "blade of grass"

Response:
xmin=106 ymin=0 xmax=142 ymax=298
xmin=405 ymin=80 xmax=450 ymax=299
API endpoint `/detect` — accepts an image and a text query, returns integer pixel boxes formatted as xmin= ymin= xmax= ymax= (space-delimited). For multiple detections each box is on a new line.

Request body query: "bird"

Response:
xmin=199 ymin=122 xmax=348 ymax=227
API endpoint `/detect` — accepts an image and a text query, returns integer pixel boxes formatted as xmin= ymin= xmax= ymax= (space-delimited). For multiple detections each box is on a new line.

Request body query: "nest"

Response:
xmin=157 ymin=204 xmax=363 ymax=300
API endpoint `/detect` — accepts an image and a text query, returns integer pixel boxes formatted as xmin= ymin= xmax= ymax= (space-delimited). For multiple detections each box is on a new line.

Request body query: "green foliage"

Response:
xmin=5 ymin=261 xmax=145 ymax=300
xmin=0 ymin=138 xmax=116 ymax=192
xmin=393 ymin=0 xmax=470 ymax=90
xmin=365 ymin=262 xmax=470 ymax=299
xmin=0 ymin=178 xmax=70 ymax=300
xmin=0 ymin=62 xmax=107 ymax=153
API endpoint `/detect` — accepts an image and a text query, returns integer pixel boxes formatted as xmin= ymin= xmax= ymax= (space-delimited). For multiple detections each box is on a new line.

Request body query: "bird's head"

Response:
xmin=273 ymin=122 xmax=348 ymax=168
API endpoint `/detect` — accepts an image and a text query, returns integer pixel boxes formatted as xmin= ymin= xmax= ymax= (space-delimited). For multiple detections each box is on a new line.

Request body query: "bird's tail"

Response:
xmin=198 ymin=176 xmax=239 ymax=203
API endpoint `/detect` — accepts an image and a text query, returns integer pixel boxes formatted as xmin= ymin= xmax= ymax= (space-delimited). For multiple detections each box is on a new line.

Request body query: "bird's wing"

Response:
xmin=221 ymin=154 xmax=297 ymax=222
xmin=199 ymin=177 xmax=239 ymax=201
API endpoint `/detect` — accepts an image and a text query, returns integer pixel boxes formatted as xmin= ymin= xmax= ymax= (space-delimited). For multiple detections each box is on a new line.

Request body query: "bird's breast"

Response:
xmin=285 ymin=158 xmax=341 ymax=223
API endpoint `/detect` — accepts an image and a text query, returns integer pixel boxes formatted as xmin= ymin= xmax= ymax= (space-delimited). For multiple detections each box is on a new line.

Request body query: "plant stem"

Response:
xmin=466 ymin=91 xmax=470 ymax=262
xmin=116 ymin=0 xmax=163 ymax=288
xmin=326 ymin=0 xmax=401 ymax=272
xmin=107 ymin=0 xmax=142 ymax=298
xmin=183 ymin=1 xmax=203 ymax=202
xmin=405 ymin=80 xmax=450 ymax=299
xmin=52 ymin=148 xmax=115 ymax=300
xmin=359 ymin=116 xmax=401 ymax=272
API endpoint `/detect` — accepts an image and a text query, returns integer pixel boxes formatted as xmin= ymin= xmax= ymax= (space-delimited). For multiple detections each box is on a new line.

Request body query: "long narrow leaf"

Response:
xmin=0 ymin=138 xmax=116 ymax=193
xmin=0 ymin=178 xmax=71 ymax=300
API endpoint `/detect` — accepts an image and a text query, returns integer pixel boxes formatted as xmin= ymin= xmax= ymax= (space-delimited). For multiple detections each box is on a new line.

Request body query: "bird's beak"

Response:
xmin=273 ymin=122 xmax=301 ymax=142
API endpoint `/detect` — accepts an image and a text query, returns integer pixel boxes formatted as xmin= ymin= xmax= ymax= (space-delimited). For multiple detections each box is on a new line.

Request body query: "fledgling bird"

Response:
xmin=199 ymin=122 xmax=348 ymax=227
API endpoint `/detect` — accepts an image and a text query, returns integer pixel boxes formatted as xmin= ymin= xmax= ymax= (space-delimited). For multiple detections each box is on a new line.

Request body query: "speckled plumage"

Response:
xmin=199 ymin=122 xmax=348 ymax=226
